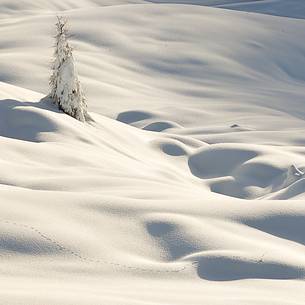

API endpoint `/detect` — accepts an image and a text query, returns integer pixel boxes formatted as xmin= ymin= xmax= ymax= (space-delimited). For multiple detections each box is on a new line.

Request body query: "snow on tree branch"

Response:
xmin=49 ymin=16 xmax=88 ymax=122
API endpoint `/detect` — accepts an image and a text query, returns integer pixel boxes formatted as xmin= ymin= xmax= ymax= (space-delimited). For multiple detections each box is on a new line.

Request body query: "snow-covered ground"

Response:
xmin=1 ymin=1 xmax=305 ymax=304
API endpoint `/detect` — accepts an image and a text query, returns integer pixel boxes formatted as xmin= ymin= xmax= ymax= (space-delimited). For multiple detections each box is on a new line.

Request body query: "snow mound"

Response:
xmin=0 ymin=99 xmax=57 ymax=142
xmin=1 ymin=1 xmax=305 ymax=304
xmin=143 ymin=121 xmax=182 ymax=132
xmin=195 ymin=253 xmax=304 ymax=281
xmin=117 ymin=110 xmax=155 ymax=124
xmin=188 ymin=144 xmax=305 ymax=199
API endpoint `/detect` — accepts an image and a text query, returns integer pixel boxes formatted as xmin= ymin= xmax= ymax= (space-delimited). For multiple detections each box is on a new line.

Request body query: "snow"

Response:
xmin=49 ymin=17 xmax=88 ymax=122
xmin=1 ymin=1 xmax=305 ymax=304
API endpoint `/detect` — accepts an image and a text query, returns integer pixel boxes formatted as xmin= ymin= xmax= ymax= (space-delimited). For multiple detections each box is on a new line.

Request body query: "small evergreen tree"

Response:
xmin=49 ymin=16 xmax=88 ymax=122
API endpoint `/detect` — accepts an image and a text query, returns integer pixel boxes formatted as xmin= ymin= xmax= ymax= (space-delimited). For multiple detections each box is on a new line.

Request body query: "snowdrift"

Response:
xmin=1 ymin=1 xmax=305 ymax=305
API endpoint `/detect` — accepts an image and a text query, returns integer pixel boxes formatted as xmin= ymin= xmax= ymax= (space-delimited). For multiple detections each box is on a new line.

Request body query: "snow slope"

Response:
xmin=1 ymin=1 xmax=305 ymax=304
xmin=216 ymin=0 xmax=305 ymax=19
xmin=148 ymin=0 xmax=305 ymax=19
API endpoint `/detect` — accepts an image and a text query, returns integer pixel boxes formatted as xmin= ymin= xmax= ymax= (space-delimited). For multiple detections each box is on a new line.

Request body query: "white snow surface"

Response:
xmin=1 ymin=1 xmax=305 ymax=304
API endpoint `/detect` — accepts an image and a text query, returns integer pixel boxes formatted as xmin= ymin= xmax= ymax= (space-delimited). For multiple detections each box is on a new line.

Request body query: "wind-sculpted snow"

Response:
xmin=147 ymin=0 xmax=305 ymax=19
xmin=1 ymin=1 xmax=305 ymax=305
xmin=217 ymin=0 xmax=305 ymax=19
xmin=1 ymin=0 xmax=305 ymax=19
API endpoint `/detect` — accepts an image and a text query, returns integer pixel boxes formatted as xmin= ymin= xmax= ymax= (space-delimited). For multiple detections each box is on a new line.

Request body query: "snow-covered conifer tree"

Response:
xmin=49 ymin=16 xmax=88 ymax=122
